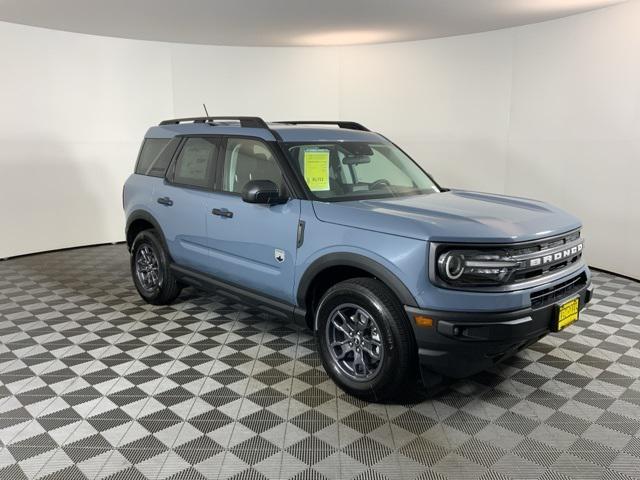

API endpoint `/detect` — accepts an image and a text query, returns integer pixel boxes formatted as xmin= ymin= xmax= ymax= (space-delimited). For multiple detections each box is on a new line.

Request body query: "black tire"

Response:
xmin=316 ymin=278 xmax=417 ymax=402
xmin=130 ymin=229 xmax=182 ymax=305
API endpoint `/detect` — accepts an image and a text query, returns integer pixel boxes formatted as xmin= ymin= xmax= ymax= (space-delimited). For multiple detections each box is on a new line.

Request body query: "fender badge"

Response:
xmin=274 ymin=249 xmax=285 ymax=263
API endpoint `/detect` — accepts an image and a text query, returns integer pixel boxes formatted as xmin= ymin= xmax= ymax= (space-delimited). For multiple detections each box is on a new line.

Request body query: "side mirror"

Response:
xmin=241 ymin=180 xmax=287 ymax=205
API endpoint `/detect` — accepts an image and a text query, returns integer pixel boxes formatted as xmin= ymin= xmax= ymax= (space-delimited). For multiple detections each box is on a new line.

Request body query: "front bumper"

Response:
xmin=405 ymin=282 xmax=593 ymax=379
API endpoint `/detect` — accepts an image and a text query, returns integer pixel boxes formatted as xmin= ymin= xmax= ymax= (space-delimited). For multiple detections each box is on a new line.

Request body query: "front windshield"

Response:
xmin=285 ymin=141 xmax=439 ymax=201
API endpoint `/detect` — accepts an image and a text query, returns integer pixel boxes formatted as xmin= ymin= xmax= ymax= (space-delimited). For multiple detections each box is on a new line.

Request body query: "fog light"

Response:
xmin=414 ymin=315 xmax=433 ymax=328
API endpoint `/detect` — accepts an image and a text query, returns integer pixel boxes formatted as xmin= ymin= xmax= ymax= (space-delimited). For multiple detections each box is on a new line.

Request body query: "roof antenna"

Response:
xmin=202 ymin=103 xmax=210 ymax=117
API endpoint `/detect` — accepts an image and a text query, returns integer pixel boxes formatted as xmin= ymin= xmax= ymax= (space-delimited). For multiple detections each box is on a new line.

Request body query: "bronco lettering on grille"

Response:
xmin=529 ymin=243 xmax=582 ymax=267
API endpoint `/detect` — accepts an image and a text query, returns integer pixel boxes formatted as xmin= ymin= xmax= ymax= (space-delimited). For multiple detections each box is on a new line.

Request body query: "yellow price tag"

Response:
xmin=303 ymin=150 xmax=330 ymax=191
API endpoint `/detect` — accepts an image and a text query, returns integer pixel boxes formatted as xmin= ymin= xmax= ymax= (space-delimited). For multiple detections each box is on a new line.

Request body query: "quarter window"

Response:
xmin=135 ymin=138 xmax=170 ymax=175
xmin=221 ymin=138 xmax=283 ymax=193
xmin=173 ymin=137 xmax=218 ymax=188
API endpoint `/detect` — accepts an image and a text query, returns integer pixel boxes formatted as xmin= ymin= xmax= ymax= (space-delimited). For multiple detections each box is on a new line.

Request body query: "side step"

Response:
xmin=170 ymin=264 xmax=308 ymax=327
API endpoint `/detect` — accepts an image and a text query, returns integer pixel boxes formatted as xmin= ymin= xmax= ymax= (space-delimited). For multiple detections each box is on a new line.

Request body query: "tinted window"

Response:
xmin=148 ymin=137 xmax=181 ymax=177
xmin=173 ymin=137 xmax=218 ymax=188
xmin=221 ymin=138 xmax=283 ymax=194
xmin=135 ymin=138 xmax=170 ymax=175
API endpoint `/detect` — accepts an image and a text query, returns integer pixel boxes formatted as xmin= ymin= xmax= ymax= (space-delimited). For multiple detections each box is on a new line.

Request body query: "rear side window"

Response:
xmin=135 ymin=138 xmax=170 ymax=175
xmin=172 ymin=137 xmax=218 ymax=188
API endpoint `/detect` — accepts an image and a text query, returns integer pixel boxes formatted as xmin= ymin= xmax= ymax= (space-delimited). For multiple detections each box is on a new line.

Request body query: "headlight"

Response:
xmin=437 ymin=250 xmax=519 ymax=285
xmin=438 ymin=252 xmax=465 ymax=280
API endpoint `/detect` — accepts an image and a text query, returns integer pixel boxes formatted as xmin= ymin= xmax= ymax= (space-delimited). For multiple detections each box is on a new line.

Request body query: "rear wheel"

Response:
xmin=131 ymin=229 xmax=182 ymax=305
xmin=316 ymin=278 xmax=417 ymax=402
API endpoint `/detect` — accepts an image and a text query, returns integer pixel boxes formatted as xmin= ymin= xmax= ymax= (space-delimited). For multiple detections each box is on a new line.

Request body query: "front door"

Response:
xmin=205 ymin=137 xmax=301 ymax=303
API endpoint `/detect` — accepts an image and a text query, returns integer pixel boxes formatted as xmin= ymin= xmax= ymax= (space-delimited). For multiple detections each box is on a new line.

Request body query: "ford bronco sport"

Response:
xmin=123 ymin=116 xmax=593 ymax=401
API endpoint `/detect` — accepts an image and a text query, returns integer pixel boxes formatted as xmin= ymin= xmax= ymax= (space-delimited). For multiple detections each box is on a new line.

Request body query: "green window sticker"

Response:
xmin=303 ymin=149 xmax=330 ymax=191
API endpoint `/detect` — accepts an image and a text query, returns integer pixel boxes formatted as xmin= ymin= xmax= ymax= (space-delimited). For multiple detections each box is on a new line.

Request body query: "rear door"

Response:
xmin=205 ymin=136 xmax=301 ymax=303
xmin=152 ymin=136 xmax=221 ymax=272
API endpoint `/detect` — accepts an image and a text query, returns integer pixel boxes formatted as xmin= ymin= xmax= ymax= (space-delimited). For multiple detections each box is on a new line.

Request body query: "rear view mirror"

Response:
xmin=241 ymin=180 xmax=287 ymax=205
xmin=342 ymin=155 xmax=371 ymax=165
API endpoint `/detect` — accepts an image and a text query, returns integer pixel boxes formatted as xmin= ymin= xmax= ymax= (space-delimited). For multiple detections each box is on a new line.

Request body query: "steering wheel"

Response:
xmin=370 ymin=178 xmax=392 ymax=190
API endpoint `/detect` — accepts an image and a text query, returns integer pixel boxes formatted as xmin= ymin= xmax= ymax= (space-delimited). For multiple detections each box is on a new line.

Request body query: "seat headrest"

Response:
xmin=238 ymin=144 xmax=255 ymax=157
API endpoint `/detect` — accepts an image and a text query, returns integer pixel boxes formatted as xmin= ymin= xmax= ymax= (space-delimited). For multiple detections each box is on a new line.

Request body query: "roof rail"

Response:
xmin=273 ymin=120 xmax=369 ymax=132
xmin=159 ymin=116 xmax=269 ymax=129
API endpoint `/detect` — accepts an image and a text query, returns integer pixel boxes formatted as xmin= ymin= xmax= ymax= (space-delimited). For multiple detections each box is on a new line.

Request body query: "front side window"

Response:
xmin=173 ymin=137 xmax=218 ymax=188
xmin=221 ymin=138 xmax=284 ymax=193
xmin=286 ymin=141 xmax=439 ymax=201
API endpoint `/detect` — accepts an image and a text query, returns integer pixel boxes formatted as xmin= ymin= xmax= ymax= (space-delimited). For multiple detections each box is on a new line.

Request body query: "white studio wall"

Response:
xmin=0 ymin=0 xmax=639 ymax=278
xmin=0 ymin=22 xmax=174 ymax=258
xmin=505 ymin=2 xmax=640 ymax=281
xmin=170 ymin=44 xmax=341 ymax=121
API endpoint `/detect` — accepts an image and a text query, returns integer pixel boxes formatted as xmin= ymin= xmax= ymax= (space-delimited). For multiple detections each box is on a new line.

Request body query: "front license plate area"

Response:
xmin=554 ymin=297 xmax=580 ymax=332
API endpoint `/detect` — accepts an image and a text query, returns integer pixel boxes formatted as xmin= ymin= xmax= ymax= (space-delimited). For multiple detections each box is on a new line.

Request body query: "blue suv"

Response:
xmin=123 ymin=116 xmax=593 ymax=401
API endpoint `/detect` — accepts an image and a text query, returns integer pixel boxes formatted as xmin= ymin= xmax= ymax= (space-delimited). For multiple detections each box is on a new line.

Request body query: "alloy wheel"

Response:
xmin=325 ymin=303 xmax=384 ymax=381
xmin=135 ymin=244 xmax=161 ymax=292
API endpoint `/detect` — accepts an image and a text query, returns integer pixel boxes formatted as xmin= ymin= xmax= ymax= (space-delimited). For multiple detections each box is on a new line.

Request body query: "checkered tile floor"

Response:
xmin=0 ymin=244 xmax=639 ymax=480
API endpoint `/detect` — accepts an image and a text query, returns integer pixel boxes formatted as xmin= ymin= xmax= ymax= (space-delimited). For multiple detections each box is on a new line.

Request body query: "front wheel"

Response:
xmin=130 ymin=229 xmax=182 ymax=305
xmin=316 ymin=278 xmax=417 ymax=402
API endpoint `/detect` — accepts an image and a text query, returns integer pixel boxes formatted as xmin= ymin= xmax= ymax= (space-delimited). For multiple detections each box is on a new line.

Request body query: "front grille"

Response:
xmin=530 ymin=272 xmax=587 ymax=308
xmin=510 ymin=230 xmax=580 ymax=257
xmin=506 ymin=230 xmax=583 ymax=284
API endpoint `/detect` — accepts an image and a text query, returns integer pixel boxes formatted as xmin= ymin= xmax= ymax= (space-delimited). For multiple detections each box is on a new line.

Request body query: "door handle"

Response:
xmin=212 ymin=208 xmax=233 ymax=218
xmin=157 ymin=197 xmax=173 ymax=206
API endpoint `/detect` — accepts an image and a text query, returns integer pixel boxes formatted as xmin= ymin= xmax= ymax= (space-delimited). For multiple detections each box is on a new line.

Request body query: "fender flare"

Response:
xmin=296 ymin=252 xmax=418 ymax=310
xmin=125 ymin=210 xmax=170 ymax=255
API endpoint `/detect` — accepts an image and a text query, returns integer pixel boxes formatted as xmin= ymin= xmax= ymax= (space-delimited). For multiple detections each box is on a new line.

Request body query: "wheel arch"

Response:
xmin=126 ymin=210 xmax=170 ymax=256
xmin=297 ymin=252 xmax=418 ymax=330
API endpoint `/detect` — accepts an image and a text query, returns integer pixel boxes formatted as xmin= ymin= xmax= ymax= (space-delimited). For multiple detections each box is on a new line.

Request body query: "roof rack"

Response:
xmin=159 ymin=116 xmax=269 ymax=129
xmin=273 ymin=121 xmax=369 ymax=132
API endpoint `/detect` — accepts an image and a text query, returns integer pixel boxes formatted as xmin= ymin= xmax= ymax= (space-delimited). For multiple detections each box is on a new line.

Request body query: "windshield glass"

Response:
xmin=285 ymin=141 xmax=439 ymax=201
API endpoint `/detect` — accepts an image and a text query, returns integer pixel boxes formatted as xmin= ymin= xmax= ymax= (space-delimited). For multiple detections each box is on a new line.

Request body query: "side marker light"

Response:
xmin=414 ymin=315 xmax=434 ymax=328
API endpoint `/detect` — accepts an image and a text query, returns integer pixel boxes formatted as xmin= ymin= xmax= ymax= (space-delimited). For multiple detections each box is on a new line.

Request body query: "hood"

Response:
xmin=312 ymin=190 xmax=582 ymax=243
